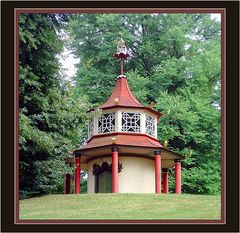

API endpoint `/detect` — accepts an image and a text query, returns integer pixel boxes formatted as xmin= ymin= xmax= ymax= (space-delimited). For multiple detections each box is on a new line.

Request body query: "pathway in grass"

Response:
xmin=19 ymin=193 xmax=221 ymax=220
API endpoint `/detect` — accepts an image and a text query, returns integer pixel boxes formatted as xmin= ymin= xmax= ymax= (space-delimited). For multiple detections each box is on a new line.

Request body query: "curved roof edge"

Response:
xmin=100 ymin=105 xmax=163 ymax=118
xmin=91 ymin=75 xmax=162 ymax=118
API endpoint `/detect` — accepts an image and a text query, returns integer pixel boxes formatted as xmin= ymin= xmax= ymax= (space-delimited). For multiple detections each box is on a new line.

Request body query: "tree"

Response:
xmin=68 ymin=13 xmax=221 ymax=195
xmin=19 ymin=14 xmax=89 ymax=199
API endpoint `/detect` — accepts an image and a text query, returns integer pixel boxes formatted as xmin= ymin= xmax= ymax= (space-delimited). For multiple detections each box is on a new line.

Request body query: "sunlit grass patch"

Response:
xmin=19 ymin=193 xmax=221 ymax=220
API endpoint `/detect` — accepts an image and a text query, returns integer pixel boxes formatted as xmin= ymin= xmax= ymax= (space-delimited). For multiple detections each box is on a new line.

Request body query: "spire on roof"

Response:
xmin=113 ymin=35 xmax=130 ymax=76
xmin=98 ymin=36 xmax=162 ymax=118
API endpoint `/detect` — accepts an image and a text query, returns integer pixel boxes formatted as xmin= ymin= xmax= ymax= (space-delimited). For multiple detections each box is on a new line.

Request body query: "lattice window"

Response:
xmin=88 ymin=118 xmax=94 ymax=138
xmin=145 ymin=115 xmax=155 ymax=137
xmin=98 ymin=113 xmax=115 ymax=134
xmin=122 ymin=112 xmax=141 ymax=132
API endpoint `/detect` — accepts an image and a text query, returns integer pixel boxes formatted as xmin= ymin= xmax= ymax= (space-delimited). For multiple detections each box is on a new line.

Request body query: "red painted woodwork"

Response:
xmin=155 ymin=152 xmax=161 ymax=194
xmin=97 ymin=76 xmax=162 ymax=118
xmin=80 ymin=133 xmax=164 ymax=151
xmin=87 ymin=132 xmax=161 ymax=143
xmin=64 ymin=173 xmax=71 ymax=194
xmin=74 ymin=156 xmax=81 ymax=194
xmin=175 ymin=160 xmax=181 ymax=194
xmin=99 ymin=105 xmax=163 ymax=118
xmin=100 ymin=76 xmax=142 ymax=108
xmin=162 ymin=170 xmax=169 ymax=194
xmin=113 ymin=53 xmax=130 ymax=60
xmin=112 ymin=148 xmax=119 ymax=193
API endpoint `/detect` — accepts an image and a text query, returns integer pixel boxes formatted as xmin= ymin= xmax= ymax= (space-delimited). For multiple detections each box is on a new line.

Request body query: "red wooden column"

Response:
xmin=175 ymin=159 xmax=181 ymax=194
xmin=112 ymin=147 xmax=119 ymax=193
xmin=154 ymin=150 xmax=162 ymax=194
xmin=74 ymin=153 xmax=81 ymax=194
xmin=162 ymin=168 xmax=169 ymax=194
xmin=64 ymin=173 xmax=71 ymax=194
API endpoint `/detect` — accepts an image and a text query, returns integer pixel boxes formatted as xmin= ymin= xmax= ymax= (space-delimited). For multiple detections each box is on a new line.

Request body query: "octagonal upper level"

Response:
xmin=88 ymin=107 xmax=158 ymax=140
xmin=88 ymin=75 xmax=162 ymax=140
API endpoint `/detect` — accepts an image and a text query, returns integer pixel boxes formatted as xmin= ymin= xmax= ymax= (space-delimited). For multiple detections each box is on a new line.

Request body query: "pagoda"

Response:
xmin=67 ymin=38 xmax=184 ymax=194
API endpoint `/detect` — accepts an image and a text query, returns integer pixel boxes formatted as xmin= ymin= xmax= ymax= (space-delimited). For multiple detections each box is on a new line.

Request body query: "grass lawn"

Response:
xmin=19 ymin=193 xmax=221 ymax=220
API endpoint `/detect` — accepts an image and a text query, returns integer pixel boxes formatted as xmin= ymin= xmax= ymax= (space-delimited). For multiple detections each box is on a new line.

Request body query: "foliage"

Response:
xmin=80 ymin=178 xmax=88 ymax=194
xmin=68 ymin=13 xmax=221 ymax=195
xmin=19 ymin=14 xmax=89 ymax=199
xmin=68 ymin=171 xmax=88 ymax=194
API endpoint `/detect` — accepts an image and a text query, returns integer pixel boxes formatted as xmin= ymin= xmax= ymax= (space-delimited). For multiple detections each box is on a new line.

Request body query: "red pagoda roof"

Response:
xmin=98 ymin=75 xmax=162 ymax=118
xmin=80 ymin=133 xmax=163 ymax=151
xmin=72 ymin=132 xmax=184 ymax=161
xmin=99 ymin=75 xmax=143 ymax=108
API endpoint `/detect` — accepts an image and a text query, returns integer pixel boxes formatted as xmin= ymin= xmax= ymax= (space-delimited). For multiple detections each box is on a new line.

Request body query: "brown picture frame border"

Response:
xmin=1 ymin=1 xmax=239 ymax=232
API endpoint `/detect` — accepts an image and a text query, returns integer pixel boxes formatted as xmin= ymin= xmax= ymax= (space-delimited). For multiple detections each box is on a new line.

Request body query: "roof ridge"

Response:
xmin=124 ymin=78 xmax=141 ymax=105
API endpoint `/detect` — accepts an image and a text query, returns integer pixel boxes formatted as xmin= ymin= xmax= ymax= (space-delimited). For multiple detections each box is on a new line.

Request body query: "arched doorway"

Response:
xmin=92 ymin=161 xmax=122 ymax=193
xmin=97 ymin=171 xmax=112 ymax=193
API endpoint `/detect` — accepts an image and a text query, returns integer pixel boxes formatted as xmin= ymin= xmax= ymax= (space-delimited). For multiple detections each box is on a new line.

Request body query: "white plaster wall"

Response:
xmin=87 ymin=156 xmax=155 ymax=193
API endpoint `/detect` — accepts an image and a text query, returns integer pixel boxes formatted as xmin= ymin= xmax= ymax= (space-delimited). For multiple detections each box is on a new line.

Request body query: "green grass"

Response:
xmin=19 ymin=193 xmax=221 ymax=220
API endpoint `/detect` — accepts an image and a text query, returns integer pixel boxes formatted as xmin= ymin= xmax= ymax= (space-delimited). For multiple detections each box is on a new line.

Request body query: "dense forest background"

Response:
xmin=19 ymin=13 xmax=221 ymax=199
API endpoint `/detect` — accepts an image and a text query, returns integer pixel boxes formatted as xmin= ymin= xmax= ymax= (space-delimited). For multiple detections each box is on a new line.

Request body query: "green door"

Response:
xmin=98 ymin=171 xmax=112 ymax=193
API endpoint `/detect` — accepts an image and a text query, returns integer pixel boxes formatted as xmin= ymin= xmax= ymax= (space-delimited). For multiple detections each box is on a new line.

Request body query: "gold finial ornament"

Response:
xmin=114 ymin=97 xmax=119 ymax=104
xmin=113 ymin=33 xmax=130 ymax=76
xmin=111 ymin=137 xmax=117 ymax=144
xmin=117 ymin=37 xmax=125 ymax=48
xmin=163 ymin=140 xmax=168 ymax=148
xmin=116 ymin=37 xmax=128 ymax=55
xmin=119 ymin=31 xmax=124 ymax=37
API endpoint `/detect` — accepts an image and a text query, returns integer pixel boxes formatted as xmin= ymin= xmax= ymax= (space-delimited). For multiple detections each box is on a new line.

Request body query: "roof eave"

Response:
xmin=100 ymin=105 xmax=163 ymax=118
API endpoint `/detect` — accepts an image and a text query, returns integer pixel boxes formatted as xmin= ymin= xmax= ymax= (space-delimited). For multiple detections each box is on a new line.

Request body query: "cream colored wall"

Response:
xmin=87 ymin=160 xmax=96 ymax=193
xmin=118 ymin=157 xmax=155 ymax=193
xmin=87 ymin=156 xmax=155 ymax=193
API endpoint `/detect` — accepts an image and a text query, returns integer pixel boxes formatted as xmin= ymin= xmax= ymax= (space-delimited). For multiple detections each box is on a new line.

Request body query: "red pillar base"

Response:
xmin=74 ymin=154 xmax=81 ymax=194
xmin=175 ymin=159 xmax=181 ymax=194
xmin=154 ymin=150 xmax=161 ymax=194
xmin=112 ymin=147 xmax=119 ymax=193
xmin=64 ymin=173 xmax=71 ymax=194
xmin=162 ymin=168 xmax=169 ymax=194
